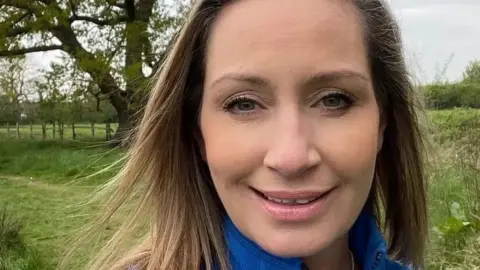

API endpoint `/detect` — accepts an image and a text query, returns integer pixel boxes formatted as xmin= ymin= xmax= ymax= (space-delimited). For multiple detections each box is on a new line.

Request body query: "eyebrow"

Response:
xmin=209 ymin=70 xmax=370 ymax=89
xmin=303 ymin=70 xmax=370 ymax=85
xmin=209 ymin=73 xmax=270 ymax=89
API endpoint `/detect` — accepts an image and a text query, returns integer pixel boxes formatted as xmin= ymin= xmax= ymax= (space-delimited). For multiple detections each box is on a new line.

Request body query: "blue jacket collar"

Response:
xmin=223 ymin=209 xmax=407 ymax=270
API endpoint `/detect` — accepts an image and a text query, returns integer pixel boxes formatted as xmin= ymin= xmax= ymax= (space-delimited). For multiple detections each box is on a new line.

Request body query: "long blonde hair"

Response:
xmin=64 ymin=0 xmax=428 ymax=269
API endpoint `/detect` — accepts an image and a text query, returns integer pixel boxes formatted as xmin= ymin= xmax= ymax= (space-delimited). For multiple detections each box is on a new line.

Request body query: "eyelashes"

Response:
xmin=314 ymin=91 xmax=356 ymax=110
xmin=222 ymin=90 xmax=356 ymax=116
xmin=222 ymin=95 xmax=261 ymax=115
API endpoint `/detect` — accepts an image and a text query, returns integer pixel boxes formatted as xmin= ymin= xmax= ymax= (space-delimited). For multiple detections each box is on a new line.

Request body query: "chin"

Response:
xmin=254 ymin=230 xmax=335 ymax=258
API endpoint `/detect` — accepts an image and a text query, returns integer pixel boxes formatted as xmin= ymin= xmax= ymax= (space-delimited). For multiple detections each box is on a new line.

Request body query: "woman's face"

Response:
xmin=199 ymin=0 xmax=384 ymax=258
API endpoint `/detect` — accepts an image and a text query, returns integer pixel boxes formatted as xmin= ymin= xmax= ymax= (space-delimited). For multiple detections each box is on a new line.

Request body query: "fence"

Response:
xmin=0 ymin=122 xmax=117 ymax=141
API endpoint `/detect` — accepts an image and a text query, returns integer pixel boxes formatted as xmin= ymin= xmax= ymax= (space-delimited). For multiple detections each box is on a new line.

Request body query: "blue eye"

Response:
xmin=224 ymin=96 xmax=260 ymax=114
xmin=316 ymin=92 xmax=354 ymax=110
xmin=322 ymin=96 xmax=347 ymax=108
xmin=235 ymin=100 xmax=257 ymax=111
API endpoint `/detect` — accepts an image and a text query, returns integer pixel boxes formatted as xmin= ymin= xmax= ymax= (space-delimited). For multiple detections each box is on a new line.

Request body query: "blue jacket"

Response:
xmin=223 ymin=209 xmax=409 ymax=270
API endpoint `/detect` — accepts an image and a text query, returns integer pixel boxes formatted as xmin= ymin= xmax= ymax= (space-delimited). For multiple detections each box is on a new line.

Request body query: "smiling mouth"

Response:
xmin=251 ymin=188 xmax=334 ymax=206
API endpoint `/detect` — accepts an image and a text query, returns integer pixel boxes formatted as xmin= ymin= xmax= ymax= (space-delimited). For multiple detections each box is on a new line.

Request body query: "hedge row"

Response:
xmin=424 ymin=83 xmax=480 ymax=109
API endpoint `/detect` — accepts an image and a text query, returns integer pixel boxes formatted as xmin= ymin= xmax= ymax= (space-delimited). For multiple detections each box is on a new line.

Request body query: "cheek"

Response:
xmin=319 ymin=108 xmax=381 ymax=182
xmin=199 ymin=109 xmax=264 ymax=188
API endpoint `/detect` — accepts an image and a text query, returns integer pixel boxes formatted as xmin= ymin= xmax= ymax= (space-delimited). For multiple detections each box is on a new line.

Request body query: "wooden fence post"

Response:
xmin=42 ymin=123 xmax=46 ymax=141
xmin=91 ymin=122 xmax=95 ymax=137
xmin=53 ymin=122 xmax=56 ymax=139
xmin=30 ymin=122 xmax=33 ymax=139
xmin=16 ymin=122 xmax=20 ymax=139
xmin=59 ymin=121 xmax=64 ymax=140
xmin=72 ymin=122 xmax=76 ymax=140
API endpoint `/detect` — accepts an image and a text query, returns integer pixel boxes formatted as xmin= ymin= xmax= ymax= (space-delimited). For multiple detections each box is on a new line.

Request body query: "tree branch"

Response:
xmin=68 ymin=0 xmax=77 ymax=16
xmin=107 ymin=0 xmax=125 ymax=9
xmin=136 ymin=0 xmax=155 ymax=22
xmin=11 ymin=11 xmax=32 ymax=26
xmin=6 ymin=26 xmax=33 ymax=37
xmin=2 ymin=0 xmax=35 ymax=13
xmin=113 ymin=3 xmax=125 ymax=9
xmin=125 ymin=0 xmax=135 ymax=20
xmin=0 ymin=45 xmax=63 ymax=57
xmin=69 ymin=15 xmax=128 ymax=26
xmin=38 ymin=0 xmax=55 ymax=5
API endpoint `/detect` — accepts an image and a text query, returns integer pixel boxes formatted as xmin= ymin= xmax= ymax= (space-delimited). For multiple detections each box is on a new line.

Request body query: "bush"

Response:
xmin=425 ymin=83 xmax=480 ymax=109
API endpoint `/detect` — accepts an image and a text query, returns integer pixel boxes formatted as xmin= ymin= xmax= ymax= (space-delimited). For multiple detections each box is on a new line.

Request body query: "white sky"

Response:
xmin=27 ymin=0 xmax=480 ymax=84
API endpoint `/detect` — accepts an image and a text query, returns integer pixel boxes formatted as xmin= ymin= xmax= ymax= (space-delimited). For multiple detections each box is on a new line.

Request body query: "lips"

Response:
xmin=251 ymin=187 xmax=337 ymax=221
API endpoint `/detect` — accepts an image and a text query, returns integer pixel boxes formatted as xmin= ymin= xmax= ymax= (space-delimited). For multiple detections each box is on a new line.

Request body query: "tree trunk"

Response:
xmin=111 ymin=108 xmax=134 ymax=146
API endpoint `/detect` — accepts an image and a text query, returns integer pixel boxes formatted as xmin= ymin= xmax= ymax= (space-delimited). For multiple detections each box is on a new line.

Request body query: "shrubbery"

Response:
xmin=424 ymin=83 xmax=480 ymax=109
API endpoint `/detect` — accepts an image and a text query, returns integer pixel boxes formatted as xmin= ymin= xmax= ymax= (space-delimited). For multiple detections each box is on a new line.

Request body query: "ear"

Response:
xmin=377 ymin=115 xmax=387 ymax=154
xmin=194 ymin=127 xmax=207 ymax=161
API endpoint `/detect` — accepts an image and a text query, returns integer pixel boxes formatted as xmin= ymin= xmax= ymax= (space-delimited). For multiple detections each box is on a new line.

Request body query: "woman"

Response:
xmin=82 ymin=0 xmax=428 ymax=269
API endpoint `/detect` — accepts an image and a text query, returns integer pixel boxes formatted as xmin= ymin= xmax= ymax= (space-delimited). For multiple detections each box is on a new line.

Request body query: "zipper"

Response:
xmin=371 ymin=252 xmax=383 ymax=269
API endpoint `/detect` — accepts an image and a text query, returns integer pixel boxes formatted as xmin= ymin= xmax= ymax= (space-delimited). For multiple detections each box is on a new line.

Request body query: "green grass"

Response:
xmin=0 ymin=178 xmax=91 ymax=269
xmin=0 ymin=110 xmax=479 ymax=269
xmin=426 ymin=108 xmax=480 ymax=269
xmin=0 ymin=139 xmax=125 ymax=269
xmin=0 ymin=139 xmax=123 ymax=186
xmin=0 ymin=208 xmax=50 ymax=270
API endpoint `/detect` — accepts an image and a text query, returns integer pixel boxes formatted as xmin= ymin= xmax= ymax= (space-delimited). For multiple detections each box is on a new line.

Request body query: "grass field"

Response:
xmin=0 ymin=140 xmax=124 ymax=269
xmin=0 ymin=109 xmax=479 ymax=270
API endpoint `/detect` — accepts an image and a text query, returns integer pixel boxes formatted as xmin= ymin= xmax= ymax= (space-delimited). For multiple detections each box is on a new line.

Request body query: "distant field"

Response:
xmin=0 ymin=123 xmax=118 ymax=141
xmin=0 ymin=109 xmax=479 ymax=270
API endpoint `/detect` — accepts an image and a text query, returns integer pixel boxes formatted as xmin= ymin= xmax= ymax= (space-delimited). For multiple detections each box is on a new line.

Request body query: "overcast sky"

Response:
xmin=390 ymin=0 xmax=480 ymax=83
xmin=27 ymin=0 xmax=480 ymax=84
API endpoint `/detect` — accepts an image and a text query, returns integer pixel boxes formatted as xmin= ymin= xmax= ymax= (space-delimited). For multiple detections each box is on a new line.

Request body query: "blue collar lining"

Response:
xmin=224 ymin=217 xmax=303 ymax=268
xmin=224 ymin=208 xmax=391 ymax=270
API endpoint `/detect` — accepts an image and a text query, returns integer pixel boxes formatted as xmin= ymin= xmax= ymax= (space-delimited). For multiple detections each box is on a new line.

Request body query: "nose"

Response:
xmin=263 ymin=110 xmax=321 ymax=179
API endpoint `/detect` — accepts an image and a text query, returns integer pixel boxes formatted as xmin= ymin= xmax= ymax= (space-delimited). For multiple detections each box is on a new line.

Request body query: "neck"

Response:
xmin=302 ymin=234 xmax=352 ymax=270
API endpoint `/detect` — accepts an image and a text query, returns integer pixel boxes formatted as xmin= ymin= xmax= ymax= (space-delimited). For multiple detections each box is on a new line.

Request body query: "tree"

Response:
xmin=35 ymin=61 xmax=71 ymax=125
xmin=424 ymin=60 xmax=480 ymax=109
xmin=0 ymin=56 xmax=29 ymax=123
xmin=0 ymin=0 xmax=187 ymax=142
xmin=463 ymin=60 xmax=480 ymax=84
xmin=461 ymin=60 xmax=480 ymax=108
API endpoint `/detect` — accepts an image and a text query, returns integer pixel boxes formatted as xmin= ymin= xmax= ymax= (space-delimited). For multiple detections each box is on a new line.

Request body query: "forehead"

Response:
xmin=205 ymin=0 xmax=370 ymax=83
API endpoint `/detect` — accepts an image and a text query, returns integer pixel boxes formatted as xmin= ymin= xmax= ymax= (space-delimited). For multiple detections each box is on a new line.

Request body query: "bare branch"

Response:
xmin=69 ymin=15 xmax=128 ymax=26
xmin=0 ymin=45 xmax=63 ymax=57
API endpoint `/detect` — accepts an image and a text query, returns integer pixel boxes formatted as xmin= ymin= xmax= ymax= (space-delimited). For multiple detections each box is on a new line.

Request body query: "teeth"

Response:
xmin=265 ymin=196 xmax=317 ymax=205
xmin=295 ymin=199 xmax=311 ymax=204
